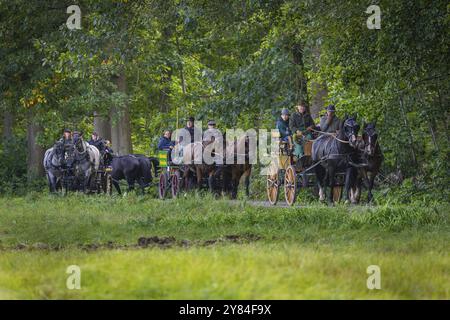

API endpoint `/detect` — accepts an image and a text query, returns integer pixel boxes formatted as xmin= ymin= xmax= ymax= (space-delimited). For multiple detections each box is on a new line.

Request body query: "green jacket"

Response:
xmin=289 ymin=111 xmax=315 ymax=134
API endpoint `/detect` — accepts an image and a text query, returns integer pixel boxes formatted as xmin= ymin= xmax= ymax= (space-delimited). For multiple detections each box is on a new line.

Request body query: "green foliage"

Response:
xmin=0 ymin=137 xmax=27 ymax=194
xmin=0 ymin=0 xmax=448 ymax=197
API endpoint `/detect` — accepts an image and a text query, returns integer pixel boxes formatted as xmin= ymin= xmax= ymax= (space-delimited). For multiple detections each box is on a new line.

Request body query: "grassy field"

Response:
xmin=0 ymin=194 xmax=448 ymax=299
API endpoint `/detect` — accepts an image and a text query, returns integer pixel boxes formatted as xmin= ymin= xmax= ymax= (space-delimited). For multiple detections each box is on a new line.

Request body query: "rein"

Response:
xmin=310 ymin=128 xmax=351 ymax=144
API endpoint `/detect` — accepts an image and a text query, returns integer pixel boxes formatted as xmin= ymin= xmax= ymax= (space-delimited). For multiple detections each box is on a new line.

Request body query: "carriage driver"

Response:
xmin=319 ymin=105 xmax=341 ymax=134
xmin=59 ymin=128 xmax=72 ymax=145
xmin=289 ymin=101 xmax=315 ymax=159
xmin=57 ymin=129 xmax=74 ymax=159
xmin=276 ymin=109 xmax=293 ymax=149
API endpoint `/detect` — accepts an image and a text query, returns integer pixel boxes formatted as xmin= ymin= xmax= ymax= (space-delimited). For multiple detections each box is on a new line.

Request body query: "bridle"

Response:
xmin=363 ymin=126 xmax=379 ymax=156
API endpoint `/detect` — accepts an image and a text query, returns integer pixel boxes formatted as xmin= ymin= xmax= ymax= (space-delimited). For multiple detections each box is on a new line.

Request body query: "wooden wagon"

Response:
xmin=266 ymin=132 xmax=344 ymax=206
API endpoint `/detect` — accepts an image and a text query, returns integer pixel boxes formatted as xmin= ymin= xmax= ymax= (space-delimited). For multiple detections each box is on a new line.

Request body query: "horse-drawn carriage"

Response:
xmin=266 ymin=131 xmax=347 ymax=206
xmin=158 ymin=149 xmax=184 ymax=198
xmin=157 ymin=146 xmax=224 ymax=199
xmin=45 ymin=137 xmax=113 ymax=195
xmin=158 ymin=137 xmax=251 ymax=199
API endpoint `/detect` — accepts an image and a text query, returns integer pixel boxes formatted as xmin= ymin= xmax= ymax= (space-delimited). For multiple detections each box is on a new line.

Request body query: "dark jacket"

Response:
xmin=88 ymin=138 xmax=105 ymax=153
xmin=276 ymin=117 xmax=292 ymax=139
xmin=157 ymin=136 xmax=175 ymax=150
xmin=289 ymin=111 xmax=315 ymax=134
xmin=179 ymin=126 xmax=195 ymax=144
xmin=319 ymin=115 xmax=341 ymax=133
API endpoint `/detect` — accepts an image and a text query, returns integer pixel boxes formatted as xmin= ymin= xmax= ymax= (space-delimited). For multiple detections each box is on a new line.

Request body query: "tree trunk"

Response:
xmin=310 ymin=46 xmax=327 ymax=118
xmin=399 ymin=96 xmax=417 ymax=167
xmin=310 ymin=83 xmax=327 ymax=119
xmin=93 ymin=111 xmax=111 ymax=141
xmin=292 ymin=43 xmax=308 ymax=105
xmin=2 ymin=110 xmax=13 ymax=141
xmin=26 ymin=110 xmax=45 ymax=181
xmin=111 ymin=72 xmax=132 ymax=155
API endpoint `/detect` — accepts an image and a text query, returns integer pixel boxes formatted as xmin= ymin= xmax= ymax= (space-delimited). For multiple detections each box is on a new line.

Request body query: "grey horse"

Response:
xmin=43 ymin=142 xmax=66 ymax=193
xmin=72 ymin=135 xmax=100 ymax=192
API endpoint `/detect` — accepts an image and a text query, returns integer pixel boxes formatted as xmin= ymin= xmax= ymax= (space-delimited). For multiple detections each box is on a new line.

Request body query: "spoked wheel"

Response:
xmin=159 ymin=173 xmax=169 ymax=199
xmin=171 ymin=171 xmax=180 ymax=198
xmin=266 ymin=171 xmax=280 ymax=205
xmin=105 ymin=174 xmax=113 ymax=196
xmin=284 ymin=165 xmax=297 ymax=206
xmin=332 ymin=186 xmax=343 ymax=203
xmin=95 ymin=172 xmax=102 ymax=194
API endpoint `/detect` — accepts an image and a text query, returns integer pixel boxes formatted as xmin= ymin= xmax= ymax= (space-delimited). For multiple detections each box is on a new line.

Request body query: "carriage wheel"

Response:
xmin=96 ymin=172 xmax=102 ymax=194
xmin=171 ymin=171 xmax=180 ymax=198
xmin=266 ymin=172 xmax=279 ymax=205
xmin=105 ymin=174 xmax=113 ymax=196
xmin=159 ymin=173 xmax=168 ymax=199
xmin=332 ymin=186 xmax=343 ymax=203
xmin=284 ymin=165 xmax=297 ymax=206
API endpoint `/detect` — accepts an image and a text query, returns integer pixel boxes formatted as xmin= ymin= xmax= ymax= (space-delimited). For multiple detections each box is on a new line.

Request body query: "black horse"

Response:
xmin=351 ymin=123 xmax=383 ymax=203
xmin=312 ymin=116 xmax=360 ymax=204
xmin=111 ymin=154 xmax=159 ymax=195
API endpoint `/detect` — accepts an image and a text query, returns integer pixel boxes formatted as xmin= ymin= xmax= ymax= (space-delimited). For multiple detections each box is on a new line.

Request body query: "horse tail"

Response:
xmin=148 ymin=157 xmax=159 ymax=177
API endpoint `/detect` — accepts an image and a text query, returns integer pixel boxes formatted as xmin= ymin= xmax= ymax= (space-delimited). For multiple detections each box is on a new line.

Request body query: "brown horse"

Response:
xmin=350 ymin=123 xmax=383 ymax=203
xmin=181 ymin=140 xmax=220 ymax=191
xmin=223 ymin=134 xmax=253 ymax=199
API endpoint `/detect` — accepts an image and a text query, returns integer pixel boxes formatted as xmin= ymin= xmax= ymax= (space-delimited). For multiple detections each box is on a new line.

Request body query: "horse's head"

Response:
xmin=53 ymin=142 xmax=66 ymax=166
xmin=343 ymin=117 xmax=360 ymax=148
xmin=363 ymin=123 xmax=378 ymax=156
xmin=73 ymin=134 xmax=86 ymax=154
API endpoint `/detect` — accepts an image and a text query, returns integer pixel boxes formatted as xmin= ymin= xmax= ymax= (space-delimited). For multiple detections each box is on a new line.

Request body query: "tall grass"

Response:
xmin=0 ymin=194 xmax=447 ymax=247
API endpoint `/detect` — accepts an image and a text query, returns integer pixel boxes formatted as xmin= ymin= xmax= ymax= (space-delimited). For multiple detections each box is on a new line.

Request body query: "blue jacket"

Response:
xmin=276 ymin=117 xmax=292 ymax=139
xmin=157 ymin=136 xmax=175 ymax=150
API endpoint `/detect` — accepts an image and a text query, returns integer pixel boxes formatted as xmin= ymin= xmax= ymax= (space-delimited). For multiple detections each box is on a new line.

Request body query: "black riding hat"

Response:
xmin=326 ymin=105 xmax=336 ymax=112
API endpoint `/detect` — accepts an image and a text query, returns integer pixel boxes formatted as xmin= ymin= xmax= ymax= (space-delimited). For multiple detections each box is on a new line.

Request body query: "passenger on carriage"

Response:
xmin=289 ymin=101 xmax=315 ymax=159
xmin=178 ymin=116 xmax=195 ymax=144
xmin=203 ymin=119 xmax=219 ymax=143
xmin=158 ymin=130 xmax=175 ymax=151
xmin=103 ymin=140 xmax=114 ymax=155
xmin=319 ymin=105 xmax=341 ymax=134
xmin=276 ymin=108 xmax=293 ymax=148
xmin=88 ymin=132 xmax=106 ymax=153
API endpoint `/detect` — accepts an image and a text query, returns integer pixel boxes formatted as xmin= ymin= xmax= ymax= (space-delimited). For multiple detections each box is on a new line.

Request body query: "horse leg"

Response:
xmin=315 ymin=165 xmax=326 ymax=202
xmin=367 ymin=173 xmax=375 ymax=203
xmin=244 ymin=172 xmax=250 ymax=197
xmin=344 ymin=167 xmax=355 ymax=204
xmin=85 ymin=170 xmax=92 ymax=193
xmin=208 ymin=170 xmax=216 ymax=194
xmin=127 ymin=178 xmax=135 ymax=192
xmin=138 ymin=177 xmax=146 ymax=195
xmin=48 ymin=173 xmax=56 ymax=193
xmin=327 ymin=166 xmax=336 ymax=205
xmin=196 ymin=167 xmax=202 ymax=188
xmin=112 ymin=178 xmax=121 ymax=195
xmin=231 ymin=178 xmax=238 ymax=199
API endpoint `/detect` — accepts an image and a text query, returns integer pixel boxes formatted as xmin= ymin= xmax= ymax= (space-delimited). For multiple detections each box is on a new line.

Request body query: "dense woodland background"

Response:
xmin=0 ymin=0 xmax=448 ymax=199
